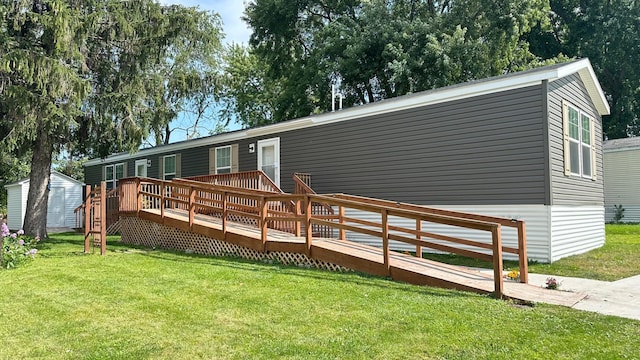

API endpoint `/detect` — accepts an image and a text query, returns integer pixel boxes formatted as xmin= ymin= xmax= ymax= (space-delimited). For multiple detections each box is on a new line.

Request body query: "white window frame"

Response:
xmin=563 ymin=101 xmax=596 ymax=180
xmin=215 ymin=145 xmax=232 ymax=174
xmin=104 ymin=163 xmax=125 ymax=189
xmin=135 ymin=159 xmax=148 ymax=177
xmin=163 ymin=155 xmax=176 ymax=180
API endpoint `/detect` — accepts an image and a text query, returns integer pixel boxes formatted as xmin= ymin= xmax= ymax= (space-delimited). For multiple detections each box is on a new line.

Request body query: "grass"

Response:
xmin=421 ymin=224 xmax=640 ymax=281
xmin=0 ymin=232 xmax=639 ymax=359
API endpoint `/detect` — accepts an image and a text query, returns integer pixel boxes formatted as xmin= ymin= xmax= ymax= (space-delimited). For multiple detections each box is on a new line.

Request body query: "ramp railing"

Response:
xmin=117 ymin=176 xmax=530 ymax=299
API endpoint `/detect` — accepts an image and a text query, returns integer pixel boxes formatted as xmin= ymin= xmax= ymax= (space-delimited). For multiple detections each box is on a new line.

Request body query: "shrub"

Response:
xmin=613 ymin=204 xmax=625 ymax=223
xmin=1 ymin=223 xmax=39 ymax=269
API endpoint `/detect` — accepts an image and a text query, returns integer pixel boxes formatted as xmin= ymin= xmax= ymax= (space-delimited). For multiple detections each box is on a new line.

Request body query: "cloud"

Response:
xmin=158 ymin=0 xmax=251 ymax=45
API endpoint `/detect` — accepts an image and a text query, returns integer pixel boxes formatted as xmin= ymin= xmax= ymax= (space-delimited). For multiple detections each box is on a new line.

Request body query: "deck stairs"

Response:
xmin=95 ymin=172 xmax=586 ymax=306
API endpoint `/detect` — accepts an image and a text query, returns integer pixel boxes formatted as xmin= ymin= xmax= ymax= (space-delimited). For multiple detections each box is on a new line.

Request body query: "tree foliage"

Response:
xmin=242 ymin=0 xmax=557 ymax=125
xmin=241 ymin=0 xmax=639 ymax=138
xmin=0 ymin=0 xmax=223 ymax=237
xmin=528 ymin=0 xmax=640 ymax=138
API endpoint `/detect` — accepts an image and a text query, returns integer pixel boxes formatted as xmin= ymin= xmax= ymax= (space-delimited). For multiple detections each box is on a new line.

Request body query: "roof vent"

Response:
xmin=331 ymin=84 xmax=343 ymax=112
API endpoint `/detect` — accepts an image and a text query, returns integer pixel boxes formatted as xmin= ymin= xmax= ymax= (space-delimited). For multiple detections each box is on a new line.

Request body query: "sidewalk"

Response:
xmin=526 ymin=273 xmax=640 ymax=321
xmin=472 ymin=268 xmax=640 ymax=321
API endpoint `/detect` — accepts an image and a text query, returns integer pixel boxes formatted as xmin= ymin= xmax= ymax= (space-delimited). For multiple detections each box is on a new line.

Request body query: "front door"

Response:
xmin=135 ymin=159 xmax=147 ymax=177
xmin=257 ymin=137 xmax=280 ymax=187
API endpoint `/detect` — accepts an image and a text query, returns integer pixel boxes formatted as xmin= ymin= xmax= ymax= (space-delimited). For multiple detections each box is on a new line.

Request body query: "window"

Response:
xmin=135 ymin=159 xmax=147 ymax=177
xmin=563 ymin=101 xmax=596 ymax=179
xmin=163 ymin=155 xmax=176 ymax=180
xmin=209 ymin=144 xmax=238 ymax=174
xmin=104 ymin=163 xmax=125 ymax=189
xmin=215 ymin=146 xmax=232 ymax=174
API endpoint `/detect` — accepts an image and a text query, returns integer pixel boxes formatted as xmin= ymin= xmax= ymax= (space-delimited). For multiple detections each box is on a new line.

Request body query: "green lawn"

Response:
xmin=422 ymin=224 xmax=640 ymax=281
xmin=0 ymin=232 xmax=638 ymax=359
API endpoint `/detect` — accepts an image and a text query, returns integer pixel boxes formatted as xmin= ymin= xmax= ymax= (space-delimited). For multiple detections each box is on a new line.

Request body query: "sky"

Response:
xmin=160 ymin=0 xmax=251 ymax=45
xmin=158 ymin=1 xmax=252 ymax=143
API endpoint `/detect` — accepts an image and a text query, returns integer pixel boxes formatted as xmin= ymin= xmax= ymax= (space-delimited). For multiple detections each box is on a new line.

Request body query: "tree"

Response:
xmin=243 ymin=0 xmax=557 ymax=123
xmin=219 ymin=44 xmax=280 ymax=128
xmin=0 ymin=0 xmax=224 ymax=237
xmin=528 ymin=0 xmax=640 ymax=138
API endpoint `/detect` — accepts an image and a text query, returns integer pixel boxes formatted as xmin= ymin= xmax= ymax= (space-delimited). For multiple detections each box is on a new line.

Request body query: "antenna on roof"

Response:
xmin=331 ymin=84 xmax=343 ymax=112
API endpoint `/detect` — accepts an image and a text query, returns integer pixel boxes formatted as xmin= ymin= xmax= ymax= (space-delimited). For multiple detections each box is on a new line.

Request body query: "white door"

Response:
xmin=47 ymin=187 xmax=65 ymax=227
xmin=257 ymin=137 xmax=280 ymax=187
xmin=135 ymin=159 xmax=147 ymax=177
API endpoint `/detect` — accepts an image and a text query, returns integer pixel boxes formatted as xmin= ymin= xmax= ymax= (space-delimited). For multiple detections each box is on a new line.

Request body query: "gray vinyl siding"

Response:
xmin=84 ymin=85 xmax=547 ymax=205
xmin=547 ymin=74 xmax=604 ymax=205
xmin=278 ymin=85 xmax=546 ymax=205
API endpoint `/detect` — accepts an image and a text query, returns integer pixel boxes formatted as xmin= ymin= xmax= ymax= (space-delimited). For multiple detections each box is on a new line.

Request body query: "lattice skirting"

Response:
xmin=119 ymin=216 xmax=349 ymax=272
xmin=106 ymin=220 xmax=121 ymax=235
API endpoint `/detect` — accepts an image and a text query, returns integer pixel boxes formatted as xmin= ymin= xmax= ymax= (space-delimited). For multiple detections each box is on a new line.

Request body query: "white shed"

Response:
xmin=604 ymin=137 xmax=640 ymax=222
xmin=4 ymin=171 xmax=84 ymax=230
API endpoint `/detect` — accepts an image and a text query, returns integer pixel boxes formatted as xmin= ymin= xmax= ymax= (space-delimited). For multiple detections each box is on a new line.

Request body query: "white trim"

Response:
xmin=135 ymin=159 xmax=148 ymax=177
xmin=566 ymin=103 xmax=594 ymax=178
xmin=105 ymin=162 xmax=125 ymax=188
xmin=84 ymin=59 xmax=609 ymax=167
xmin=257 ymin=137 xmax=280 ymax=187
xmin=162 ymin=155 xmax=176 ymax=180
xmin=214 ymin=145 xmax=232 ymax=174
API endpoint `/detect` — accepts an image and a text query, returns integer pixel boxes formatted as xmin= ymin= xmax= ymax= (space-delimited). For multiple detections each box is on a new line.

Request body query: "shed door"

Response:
xmin=257 ymin=137 xmax=280 ymax=187
xmin=47 ymin=187 xmax=65 ymax=227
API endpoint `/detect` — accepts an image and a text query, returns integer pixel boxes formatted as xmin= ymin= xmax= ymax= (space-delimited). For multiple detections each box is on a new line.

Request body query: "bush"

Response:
xmin=1 ymin=223 xmax=39 ymax=269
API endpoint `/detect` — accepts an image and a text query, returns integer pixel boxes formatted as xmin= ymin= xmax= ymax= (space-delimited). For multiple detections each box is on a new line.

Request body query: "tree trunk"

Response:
xmin=23 ymin=125 xmax=53 ymax=239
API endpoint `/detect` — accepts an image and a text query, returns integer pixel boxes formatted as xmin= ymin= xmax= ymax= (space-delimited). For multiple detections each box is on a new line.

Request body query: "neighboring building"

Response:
xmin=4 ymin=171 xmax=84 ymax=230
xmin=84 ymin=58 xmax=610 ymax=262
xmin=604 ymin=137 xmax=640 ymax=222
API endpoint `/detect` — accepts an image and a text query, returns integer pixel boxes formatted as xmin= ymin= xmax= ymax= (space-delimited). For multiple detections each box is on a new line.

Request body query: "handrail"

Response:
xmin=292 ymin=173 xmax=335 ymax=238
xmin=184 ymin=170 xmax=283 ymax=193
xmin=117 ymin=176 xmax=529 ymax=298
xmin=327 ymin=193 xmax=528 ymax=283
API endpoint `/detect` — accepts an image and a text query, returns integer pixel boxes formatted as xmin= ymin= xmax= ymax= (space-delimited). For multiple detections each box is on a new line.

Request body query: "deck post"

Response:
xmin=160 ymin=182 xmax=165 ymax=219
xmin=260 ymin=196 xmax=268 ymax=251
xmin=189 ymin=186 xmax=195 ymax=231
xmin=339 ymin=205 xmax=346 ymax=240
xmin=415 ymin=219 xmax=422 ymax=258
xmin=305 ymin=195 xmax=312 ymax=256
xmin=491 ymin=225 xmax=504 ymax=299
xmin=84 ymin=184 xmax=91 ymax=253
xmin=100 ymin=182 xmax=106 ymax=255
xmin=294 ymin=198 xmax=301 ymax=237
xmin=136 ymin=178 xmax=142 ymax=214
xmin=222 ymin=191 xmax=227 ymax=236
xmin=382 ymin=209 xmax=390 ymax=275
xmin=517 ymin=221 xmax=528 ymax=284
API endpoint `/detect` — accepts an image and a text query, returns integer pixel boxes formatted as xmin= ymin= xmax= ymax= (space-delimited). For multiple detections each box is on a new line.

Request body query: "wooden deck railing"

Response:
xmin=74 ymin=188 xmax=120 ymax=231
xmin=292 ymin=173 xmax=335 ymax=238
xmin=117 ymin=176 xmax=528 ymax=298
xmin=184 ymin=170 xmax=283 ymax=193
xmin=327 ymin=193 xmax=528 ymax=284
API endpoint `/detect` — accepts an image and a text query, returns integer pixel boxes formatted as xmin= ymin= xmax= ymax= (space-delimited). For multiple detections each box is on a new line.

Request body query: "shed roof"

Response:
xmin=3 ymin=171 xmax=84 ymax=189
xmin=85 ymin=58 xmax=610 ymax=167
xmin=604 ymin=137 xmax=640 ymax=152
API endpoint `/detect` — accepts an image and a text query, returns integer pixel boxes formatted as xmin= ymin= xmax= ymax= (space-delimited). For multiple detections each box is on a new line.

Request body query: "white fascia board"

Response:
xmin=84 ymin=130 xmax=251 ymax=166
xmin=51 ymin=170 xmax=85 ymax=186
xmin=555 ymin=59 xmax=610 ymax=115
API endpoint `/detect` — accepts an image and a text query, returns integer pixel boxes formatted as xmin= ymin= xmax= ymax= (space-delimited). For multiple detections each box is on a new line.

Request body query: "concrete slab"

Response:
xmin=474 ymin=269 xmax=640 ymax=321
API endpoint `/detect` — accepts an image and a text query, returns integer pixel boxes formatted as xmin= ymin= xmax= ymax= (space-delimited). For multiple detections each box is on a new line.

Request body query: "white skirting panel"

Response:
xmin=605 ymin=205 xmax=640 ymax=223
xmin=342 ymin=205 xmax=605 ymax=263
xmin=342 ymin=205 xmax=551 ymax=262
xmin=550 ymin=206 xmax=605 ymax=262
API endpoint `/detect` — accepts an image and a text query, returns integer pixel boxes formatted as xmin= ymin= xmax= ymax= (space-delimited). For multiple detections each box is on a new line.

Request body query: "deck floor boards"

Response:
xmin=137 ymin=208 xmax=585 ymax=306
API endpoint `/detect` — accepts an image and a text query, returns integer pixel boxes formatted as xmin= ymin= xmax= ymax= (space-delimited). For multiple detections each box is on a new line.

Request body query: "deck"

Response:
xmin=136 ymin=207 xmax=585 ymax=307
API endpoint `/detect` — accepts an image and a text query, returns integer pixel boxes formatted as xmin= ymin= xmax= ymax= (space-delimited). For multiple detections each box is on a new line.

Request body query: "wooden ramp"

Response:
xmin=137 ymin=207 xmax=585 ymax=307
